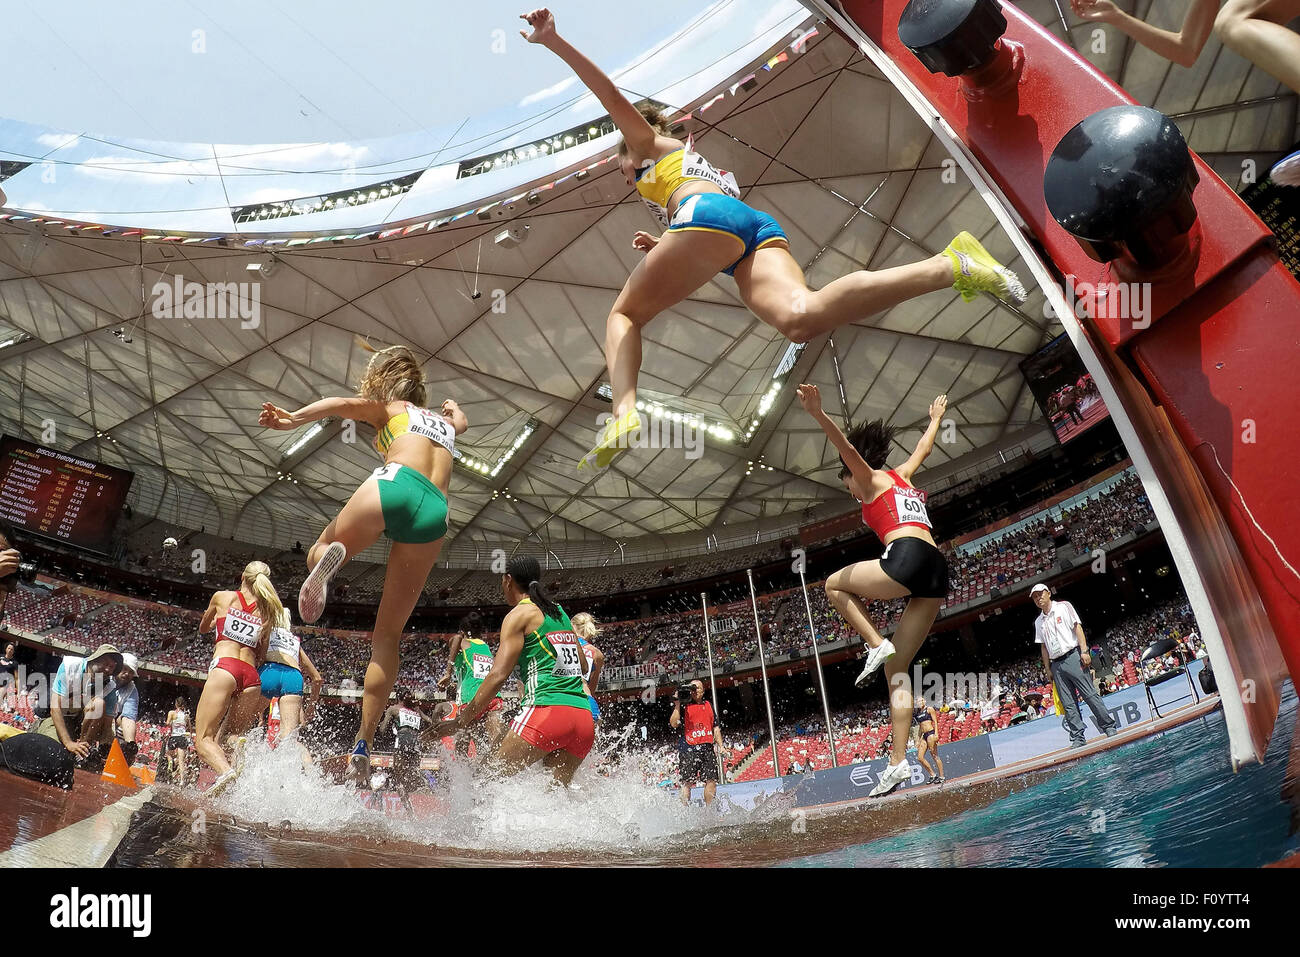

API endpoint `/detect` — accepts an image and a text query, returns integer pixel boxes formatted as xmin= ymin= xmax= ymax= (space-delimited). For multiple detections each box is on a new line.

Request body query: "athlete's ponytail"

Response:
xmin=242 ymin=561 xmax=284 ymax=643
xmin=571 ymin=612 xmax=600 ymax=641
xmin=617 ymin=104 xmax=677 ymax=156
xmin=506 ymin=554 xmax=560 ymax=620
xmin=839 ymin=420 xmax=901 ymax=476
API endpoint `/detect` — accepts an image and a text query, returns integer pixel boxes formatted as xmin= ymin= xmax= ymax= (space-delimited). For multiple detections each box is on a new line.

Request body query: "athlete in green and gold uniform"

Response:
xmin=438 ymin=632 xmax=505 ymax=755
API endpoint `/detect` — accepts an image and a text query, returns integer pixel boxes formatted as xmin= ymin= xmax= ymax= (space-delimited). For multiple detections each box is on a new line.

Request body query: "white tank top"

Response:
xmin=170 ymin=710 xmax=189 ymax=734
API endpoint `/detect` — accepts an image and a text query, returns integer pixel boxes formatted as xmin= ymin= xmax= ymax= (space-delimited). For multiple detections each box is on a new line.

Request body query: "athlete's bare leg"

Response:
xmin=825 ymin=560 xmax=911 ymax=650
xmin=1215 ymin=0 xmax=1300 ymax=93
xmin=733 ymin=244 xmax=953 ymax=346
xmin=355 ymin=538 xmax=445 ymax=750
xmin=606 ymin=230 xmax=741 ymax=417
xmin=882 ymin=597 xmax=943 ymax=765
xmin=194 ymin=670 xmax=238 ymax=776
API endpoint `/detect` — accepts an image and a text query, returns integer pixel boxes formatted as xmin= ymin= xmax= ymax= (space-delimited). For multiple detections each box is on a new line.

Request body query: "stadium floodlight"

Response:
xmin=283 ymin=422 xmax=324 ymax=458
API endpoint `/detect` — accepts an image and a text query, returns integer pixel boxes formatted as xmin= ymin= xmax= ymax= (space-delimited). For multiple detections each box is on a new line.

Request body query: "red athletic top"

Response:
xmin=860 ymin=470 xmax=933 ymax=540
xmin=215 ymin=591 xmax=263 ymax=650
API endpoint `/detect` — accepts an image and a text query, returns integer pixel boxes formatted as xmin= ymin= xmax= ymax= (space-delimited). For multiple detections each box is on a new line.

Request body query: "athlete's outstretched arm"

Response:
xmin=585 ymin=642 xmax=605 ymax=694
xmin=439 ymin=634 xmax=463 ymax=690
xmin=258 ymin=396 xmax=388 ymax=431
xmin=455 ymin=608 xmax=527 ymax=726
xmin=521 ymin=8 xmax=659 ymax=158
xmin=896 ymin=394 xmax=947 ymax=483
xmin=377 ymin=704 xmax=397 ymax=736
xmin=797 ymin=383 xmax=877 ymax=495
xmin=1071 ymin=0 xmax=1217 ymax=68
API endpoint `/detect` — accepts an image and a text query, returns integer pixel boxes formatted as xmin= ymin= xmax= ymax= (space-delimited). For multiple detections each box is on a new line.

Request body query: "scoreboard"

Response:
xmin=0 ymin=435 xmax=134 ymax=554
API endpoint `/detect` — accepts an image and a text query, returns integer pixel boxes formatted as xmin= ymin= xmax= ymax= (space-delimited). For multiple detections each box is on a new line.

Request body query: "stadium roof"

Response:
xmin=0 ymin=0 xmax=1294 ymax=566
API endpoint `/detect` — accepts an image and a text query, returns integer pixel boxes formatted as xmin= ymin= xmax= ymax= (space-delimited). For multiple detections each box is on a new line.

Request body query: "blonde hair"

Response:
xmin=356 ymin=341 xmax=426 ymax=407
xmin=241 ymin=561 xmax=284 ymax=644
xmin=571 ymin=612 xmax=600 ymax=641
xmin=618 ymin=105 xmax=676 ymax=157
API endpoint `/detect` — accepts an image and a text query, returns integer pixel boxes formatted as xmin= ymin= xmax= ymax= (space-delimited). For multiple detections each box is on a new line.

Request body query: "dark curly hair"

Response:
xmin=838 ymin=420 xmax=900 ymax=478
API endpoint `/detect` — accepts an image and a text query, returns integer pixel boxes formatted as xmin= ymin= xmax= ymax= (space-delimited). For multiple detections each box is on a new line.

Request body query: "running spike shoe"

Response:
xmin=854 ymin=638 xmax=896 ymax=688
xmin=208 ymin=767 xmax=239 ymax=797
xmin=577 ymin=409 xmax=641 ymax=471
xmin=944 ymin=231 xmax=1028 ymax=304
xmin=299 ymin=541 xmax=345 ymax=624
xmin=1271 ymin=150 xmax=1300 ymax=187
xmin=869 ymin=759 xmax=912 ymax=798
xmin=348 ymin=739 xmax=371 ymax=788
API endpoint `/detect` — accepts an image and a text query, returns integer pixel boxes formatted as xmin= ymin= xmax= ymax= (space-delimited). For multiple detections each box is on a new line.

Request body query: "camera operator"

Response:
xmin=33 ymin=644 xmax=124 ymax=762
xmin=669 ymin=679 xmax=724 ymax=806
xmin=0 ymin=522 xmax=26 ymax=624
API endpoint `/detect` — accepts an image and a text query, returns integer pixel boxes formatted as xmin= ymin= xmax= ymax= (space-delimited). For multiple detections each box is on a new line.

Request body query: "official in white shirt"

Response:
xmin=1031 ymin=584 xmax=1117 ymax=748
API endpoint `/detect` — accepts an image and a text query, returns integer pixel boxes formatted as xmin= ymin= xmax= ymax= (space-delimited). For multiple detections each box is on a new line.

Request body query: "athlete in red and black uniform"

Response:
xmin=798 ymin=384 xmax=951 ymax=798
xmin=196 ymin=560 xmax=285 ymax=794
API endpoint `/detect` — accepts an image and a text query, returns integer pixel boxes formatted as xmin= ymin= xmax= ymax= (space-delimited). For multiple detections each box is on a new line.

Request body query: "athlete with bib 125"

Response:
xmin=258 ymin=342 xmax=468 ymax=785
xmin=797 ymin=384 xmax=952 ymax=798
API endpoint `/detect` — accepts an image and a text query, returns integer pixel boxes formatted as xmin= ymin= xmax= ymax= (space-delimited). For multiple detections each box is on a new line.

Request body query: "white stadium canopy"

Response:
xmin=0 ymin=0 xmax=1294 ymax=566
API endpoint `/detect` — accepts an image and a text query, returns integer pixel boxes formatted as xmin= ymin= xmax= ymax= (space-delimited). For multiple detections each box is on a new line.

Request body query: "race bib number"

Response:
xmin=221 ymin=608 xmax=262 ymax=648
xmin=549 ymin=633 xmax=584 ymax=678
xmin=372 ymin=463 xmax=400 ymax=482
xmin=398 ymin=708 xmax=421 ymax=729
xmin=894 ymin=487 xmax=932 ymax=528
xmin=471 ymin=653 xmax=493 ymax=680
xmin=680 ymin=151 xmax=741 ymax=198
xmin=267 ymin=627 xmax=299 ymax=660
xmin=407 ymin=406 xmax=455 ymax=452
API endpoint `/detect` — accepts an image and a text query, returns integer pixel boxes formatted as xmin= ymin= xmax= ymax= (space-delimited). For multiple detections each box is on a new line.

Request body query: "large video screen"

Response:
xmin=1019 ymin=335 xmax=1112 ymax=445
xmin=0 ymin=435 xmax=134 ymax=554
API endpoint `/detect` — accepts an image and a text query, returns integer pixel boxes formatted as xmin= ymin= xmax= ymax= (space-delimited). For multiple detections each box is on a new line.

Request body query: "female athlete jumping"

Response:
xmin=797 ymin=383 xmax=951 ymax=798
xmin=258 ymin=343 xmax=468 ymax=784
xmin=520 ymin=7 xmax=1026 ymax=470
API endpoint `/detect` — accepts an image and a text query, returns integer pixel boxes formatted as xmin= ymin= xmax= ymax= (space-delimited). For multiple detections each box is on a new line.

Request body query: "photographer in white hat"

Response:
xmin=1030 ymin=584 xmax=1118 ymax=749
xmin=33 ymin=643 xmax=123 ymax=760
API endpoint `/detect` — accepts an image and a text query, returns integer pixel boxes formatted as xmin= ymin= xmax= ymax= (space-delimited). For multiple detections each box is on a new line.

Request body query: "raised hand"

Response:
xmin=929 ymin=394 xmax=948 ymax=422
xmin=520 ymin=8 xmax=557 ymax=44
xmin=258 ymin=402 xmax=295 ymax=430
xmin=796 ymin=383 xmax=823 ymax=416
xmin=1070 ymin=0 xmax=1119 ymax=23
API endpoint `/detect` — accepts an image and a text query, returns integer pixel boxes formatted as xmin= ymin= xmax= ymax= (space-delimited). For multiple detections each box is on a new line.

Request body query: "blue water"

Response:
xmin=782 ymin=684 xmax=1299 ymax=867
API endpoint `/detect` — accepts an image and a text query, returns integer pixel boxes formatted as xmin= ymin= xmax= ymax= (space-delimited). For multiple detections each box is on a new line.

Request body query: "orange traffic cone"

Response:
xmin=101 ymin=738 xmax=136 ymax=789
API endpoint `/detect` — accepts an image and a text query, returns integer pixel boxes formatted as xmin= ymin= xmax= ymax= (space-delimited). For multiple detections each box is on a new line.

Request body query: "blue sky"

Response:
xmin=0 ymin=0 xmax=809 ymax=230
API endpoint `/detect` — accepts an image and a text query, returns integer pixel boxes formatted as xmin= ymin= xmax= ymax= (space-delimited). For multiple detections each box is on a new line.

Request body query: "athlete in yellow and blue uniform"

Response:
xmin=258 ymin=343 xmax=468 ymax=786
xmin=521 ymin=8 xmax=1026 ymax=472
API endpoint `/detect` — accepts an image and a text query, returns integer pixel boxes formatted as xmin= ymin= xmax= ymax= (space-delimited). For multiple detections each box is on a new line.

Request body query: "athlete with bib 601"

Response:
xmin=438 ymin=555 xmax=593 ymax=786
xmin=797 ymin=384 xmax=951 ymax=798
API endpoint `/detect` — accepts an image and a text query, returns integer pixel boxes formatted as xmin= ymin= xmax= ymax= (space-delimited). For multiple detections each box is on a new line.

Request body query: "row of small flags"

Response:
xmin=0 ymin=27 xmax=819 ymax=248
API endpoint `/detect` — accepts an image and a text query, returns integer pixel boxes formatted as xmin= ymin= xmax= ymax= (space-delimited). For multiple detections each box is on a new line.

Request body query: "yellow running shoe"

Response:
xmin=943 ymin=231 xmax=1027 ymax=304
xmin=577 ymin=409 xmax=642 ymax=471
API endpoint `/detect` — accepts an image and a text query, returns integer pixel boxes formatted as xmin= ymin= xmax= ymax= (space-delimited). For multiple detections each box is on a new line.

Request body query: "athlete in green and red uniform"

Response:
xmin=440 ymin=555 xmax=593 ymax=785
xmin=438 ymin=629 xmax=505 ymax=756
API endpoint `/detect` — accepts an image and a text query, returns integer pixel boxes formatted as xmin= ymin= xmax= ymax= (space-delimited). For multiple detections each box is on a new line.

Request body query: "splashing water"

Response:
xmin=197 ymin=734 xmax=755 ymax=855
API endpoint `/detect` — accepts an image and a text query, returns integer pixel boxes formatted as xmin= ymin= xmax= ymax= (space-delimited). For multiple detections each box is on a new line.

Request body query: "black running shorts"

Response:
xmin=879 ymin=537 xmax=950 ymax=599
